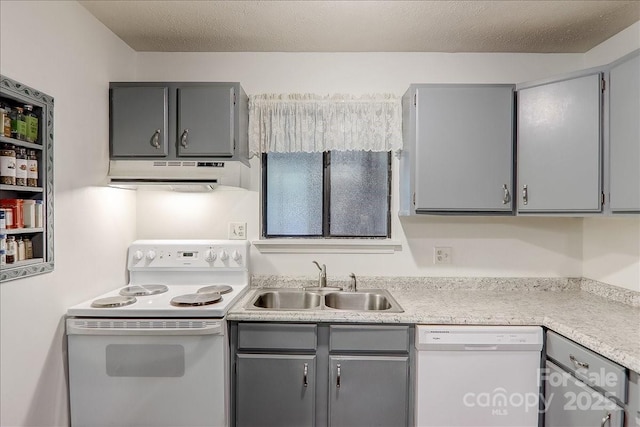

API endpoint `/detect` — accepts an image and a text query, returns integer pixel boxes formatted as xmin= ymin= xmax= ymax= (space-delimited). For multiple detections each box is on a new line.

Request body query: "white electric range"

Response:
xmin=66 ymin=240 xmax=250 ymax=427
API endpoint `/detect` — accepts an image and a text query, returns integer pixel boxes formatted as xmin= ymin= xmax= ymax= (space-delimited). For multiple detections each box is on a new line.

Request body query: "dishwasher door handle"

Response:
xmin=464 ymin=345 xmax=499 ymax=351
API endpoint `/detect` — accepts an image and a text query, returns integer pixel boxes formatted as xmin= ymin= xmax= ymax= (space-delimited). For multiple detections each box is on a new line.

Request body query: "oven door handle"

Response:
xmin=66 ymin=319 xmax=224 ymax=336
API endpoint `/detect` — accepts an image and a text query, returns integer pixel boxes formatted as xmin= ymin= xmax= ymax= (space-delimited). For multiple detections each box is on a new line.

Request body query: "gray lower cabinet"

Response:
xmin=544 ymin=361 xmax=623 ymax=427
xmin=400 ymin=84 xmax=515 ymax=214
xmin=236 ymin=354 xmax=316 ymax=427
xmin=629 ymin=371 xmax=640 ymax=427
xmin=517 ymin=73 xmax=603 ymax=213
xmin=608 ymin=50 xmax=640 ymax=213
xmin=110 ymin=82 xmax=248 ymax=161
xmin=232 ymin=323 xmax=411 ymax=427
xmin=328 ymin=355 xmax=409 ymax=427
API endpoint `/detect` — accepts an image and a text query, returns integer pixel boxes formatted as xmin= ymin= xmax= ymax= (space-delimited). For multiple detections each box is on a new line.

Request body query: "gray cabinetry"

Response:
xmin=545 ymin=361 xmax=623 ymax=427
xmin=608 ymin=51 xmax=640 ymax=213
xmin=231 ymin=322 xmax=412 ymax=427
xmin=109 ymin=82 xmax=248 ymax=162
xmin=517 ymin=73 xmax=603 ymax=213
xmin=328 ymin=355 xmax=409 ymax=427
xmin=236 ymin=354 xmax=316 ymax=427
xmin=400 ymin=84 xmax=515 ymax=214
xmin=110 ymin=86 xmax=169 ymax=157
xmin=177 ymin=86 xmax=234 ymax=157
xmin=629 ymin=371 xmax=640 ymax=427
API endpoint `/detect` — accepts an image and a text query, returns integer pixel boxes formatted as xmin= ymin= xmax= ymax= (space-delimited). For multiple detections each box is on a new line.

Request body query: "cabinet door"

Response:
xmin=329 ymin=355 xmax=409 ymax=427
xmin=110 ymin=86 xmax=168 ymax=157
xmin=518 ymin=73 xmax=602 ymax=213
xmin=544 ymin=361 xmax=623 ymax=427
xmin=177 ymin=86 xmax=234 ymax=157
xmin=236 ymin=354 xmax=315 ymax=427
xmin=415 ymin=85 xmax=514 ymax=212
xmin=609 ymin=53 xmax=640 ymax=213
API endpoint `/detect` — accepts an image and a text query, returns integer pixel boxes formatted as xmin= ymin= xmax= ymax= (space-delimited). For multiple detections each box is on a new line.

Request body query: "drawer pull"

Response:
xmin=502 ymin=184 xmax=511 ymax=204
xmin=600 ymin=412 xmax=611 ymax=427
xmin=150 ymin=129 xmax=161 ymax=148
xmin=303 ymin=363 xmax=308 ymax=387
xmin=336 ymin=363 xmax=341 ymax=388
xmin=569 ymin=354 xmax=589 ymax=369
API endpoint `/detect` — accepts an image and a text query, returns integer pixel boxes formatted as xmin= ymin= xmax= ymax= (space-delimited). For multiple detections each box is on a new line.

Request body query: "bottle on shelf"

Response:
xmin=5 ymin=235 xmax=15 ymax=264
xmin=24 ymin=237 xmax=33 ymax=259
xmin=27 ymin=150 xmax=38 ymax=187
xmin=0 ymin=142 xmax=16 ymax=185
xmin=15 ymin=148 xmax=27 ymax=186
xmin=10 ymin=107 xmax=27 ymax=141
xmin=16 ymin=236 xmax=24 ymax=261
xmin=2 ymin=106 xmax=10 ymax=138
xmin=23 ymin=105 xmax=38 ymax=144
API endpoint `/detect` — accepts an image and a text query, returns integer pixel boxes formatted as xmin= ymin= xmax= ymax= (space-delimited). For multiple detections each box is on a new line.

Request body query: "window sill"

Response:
xmin=252 ymin=239 xmax=402 ymax=254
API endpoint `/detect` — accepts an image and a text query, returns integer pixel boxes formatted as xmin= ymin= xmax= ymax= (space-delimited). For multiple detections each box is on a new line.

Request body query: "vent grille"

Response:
xmin=70 ymin=319 xmax=217 ymax=330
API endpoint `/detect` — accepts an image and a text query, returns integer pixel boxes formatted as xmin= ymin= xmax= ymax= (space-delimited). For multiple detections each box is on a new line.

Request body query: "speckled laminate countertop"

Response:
xmin=226 ymin=277 xmax=640 ymax=372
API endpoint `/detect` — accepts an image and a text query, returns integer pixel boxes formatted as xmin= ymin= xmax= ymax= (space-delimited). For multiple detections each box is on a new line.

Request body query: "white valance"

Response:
xmin=248 ymin=94 xmax=402 ymax=156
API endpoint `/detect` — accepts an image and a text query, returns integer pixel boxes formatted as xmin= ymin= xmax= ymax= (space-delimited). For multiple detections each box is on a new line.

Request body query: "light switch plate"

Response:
xmin=434 ymin=247 xmax=452 ymax=264
xmin=229 ymin=222 xmax=247 ymax=240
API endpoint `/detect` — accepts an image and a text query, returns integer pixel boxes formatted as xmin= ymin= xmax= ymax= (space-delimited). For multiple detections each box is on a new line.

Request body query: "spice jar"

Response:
xmin=0 ymin=143 xmax=16 ymax=185
xmin=10 ymin=107 xmax=27 ymax=141
xmin=0 ymin=199 xmax=23 ymax=229
xmin=0 ymin=249 xmax=5 ymax=266
xmin=0 ymin=233 xmax=6 ymax=251
xmin=16 ymin=236 xmax=25 ymax=261
xmin=15 ymin=148 xmax=27 ymax=186
xmin=24 ymin=237 xmax=33 ymax=259
xmin=2 ymin=107 xmax=11 ymax=137
xmin=6 ymin=235 xmax=16 ymax=264
xmin=27 ymin=150 xmax=38 ymax=187
xmin=23 ymin=105 xmax=38 ymax=143
xmin=0 ymin=108 xmax=6 ymax=136
xmin=0 ymin=210 xmax=5 ymax=229
xmin=23 ymin=200 xmax=36 ymax=228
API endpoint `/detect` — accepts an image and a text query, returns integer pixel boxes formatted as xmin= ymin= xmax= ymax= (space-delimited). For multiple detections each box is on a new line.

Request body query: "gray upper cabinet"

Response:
xmin=609 ymin=51 xmax=640 ymax=213
xmin=400 ymin=84 xmax=514 ymax=215
xmin=517 ymin=73 xmax=603 ymax=213
xmin=177 ymin=86 xmax=234 ymax=157
xmin=109 ymin=82 xmax=248 ymax=163
xmin=110 ymin=86 xmax=169 ymax=157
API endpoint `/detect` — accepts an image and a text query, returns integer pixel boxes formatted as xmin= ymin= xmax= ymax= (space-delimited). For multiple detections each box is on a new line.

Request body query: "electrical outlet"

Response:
xmin=229 ymin=222 xmax=247 ymax=240
xmin=434 ymin=247 xmax=452 ymax=264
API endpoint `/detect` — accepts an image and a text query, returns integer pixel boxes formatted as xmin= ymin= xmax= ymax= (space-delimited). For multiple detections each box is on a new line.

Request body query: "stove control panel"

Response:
xmin=127 ymin=240 xmax=250 ymax=270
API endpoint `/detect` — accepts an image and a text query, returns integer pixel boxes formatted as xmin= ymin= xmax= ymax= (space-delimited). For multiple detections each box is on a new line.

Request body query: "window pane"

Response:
xmin=266 ymin=152 xmax=323 ymax=236
xmin=330 ymin=151 xmax=389 ymax=237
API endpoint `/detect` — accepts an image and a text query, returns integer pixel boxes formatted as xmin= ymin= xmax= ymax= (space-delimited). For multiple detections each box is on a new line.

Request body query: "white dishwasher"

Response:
xmin=415 ymin=325 xmax=543 ymax=427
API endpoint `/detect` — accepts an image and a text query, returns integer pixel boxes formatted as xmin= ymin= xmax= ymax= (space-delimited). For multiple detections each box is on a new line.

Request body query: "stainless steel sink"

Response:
xmin=251 ymin=291 xmax=322 ymax=310
xmin=324 ymin=292 xmax=392 ymax=311
xmin=247 ymin=288 xmax=403 ymax=312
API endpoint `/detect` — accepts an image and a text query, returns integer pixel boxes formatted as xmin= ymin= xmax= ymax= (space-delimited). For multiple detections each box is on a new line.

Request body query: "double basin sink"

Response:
xmin=247 ymin=288 xmax=404 ymax=313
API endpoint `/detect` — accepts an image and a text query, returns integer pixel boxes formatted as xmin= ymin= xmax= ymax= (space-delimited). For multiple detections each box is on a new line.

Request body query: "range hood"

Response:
xmin=108 ymin=160 xmax=248 ymax=192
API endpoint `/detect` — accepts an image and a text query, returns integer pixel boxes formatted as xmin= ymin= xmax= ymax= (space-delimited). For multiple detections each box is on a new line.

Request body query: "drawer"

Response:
xmin=546 ymin=331 xmax=627 ymax=401
xmin=629 ymin=371 xmax=640 ymax=427
xmin=329 ymin=325 xmax=410 ymax=352
xmin=238 ymin=323 xmax=317 ymax=351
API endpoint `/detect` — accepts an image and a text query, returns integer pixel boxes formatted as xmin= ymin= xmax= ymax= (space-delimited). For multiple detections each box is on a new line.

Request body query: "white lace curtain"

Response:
xmin=248 ymin=94 xmax=402 ymax=156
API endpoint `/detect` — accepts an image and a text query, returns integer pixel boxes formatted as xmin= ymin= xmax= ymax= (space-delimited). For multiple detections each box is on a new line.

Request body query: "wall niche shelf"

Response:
xmin=1 ymin=75 xmax=54 ymax=282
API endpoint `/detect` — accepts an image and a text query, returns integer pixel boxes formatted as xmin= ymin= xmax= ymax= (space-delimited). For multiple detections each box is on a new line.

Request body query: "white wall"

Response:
xmin=135 ymin=52 xmax=587 ymax=278
xmin=581 ymin=21 xmax=640 ymax=292
xmin=0 ymin=2 xmax=137 ymax=425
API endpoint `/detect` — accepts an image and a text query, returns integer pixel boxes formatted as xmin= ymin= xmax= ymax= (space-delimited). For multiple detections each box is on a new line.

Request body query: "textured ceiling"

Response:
xmin=79 ymin=0 xmax=640 ymax=53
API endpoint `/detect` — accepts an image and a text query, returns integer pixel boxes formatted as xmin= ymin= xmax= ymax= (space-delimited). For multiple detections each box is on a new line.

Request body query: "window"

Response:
xmin=263 ymin=151 xmax=391 ymax=238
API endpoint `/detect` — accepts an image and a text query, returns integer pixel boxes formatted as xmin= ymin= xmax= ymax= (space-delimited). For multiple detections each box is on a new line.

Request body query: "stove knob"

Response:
xmin=133 ymin=250 xmax=144 ymax=261
xmin=219 ymin=250 xmax=229 ymax=261
xmin=231 ymin=250 xmax=242 ymax=262
xmin=205 ymin=249 xmax=217 ymax=262
xmin=146 ymin=250 xmax=156 ymax=261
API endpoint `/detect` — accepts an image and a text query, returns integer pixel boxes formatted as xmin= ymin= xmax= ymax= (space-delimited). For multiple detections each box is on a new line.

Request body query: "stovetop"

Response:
xmin=67 ymin=240 xmax=250 ymax=318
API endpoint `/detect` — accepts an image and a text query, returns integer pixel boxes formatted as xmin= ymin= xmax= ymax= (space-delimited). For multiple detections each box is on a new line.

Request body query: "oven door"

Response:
xmin=67 ymin=318 xmax=226 ymax=427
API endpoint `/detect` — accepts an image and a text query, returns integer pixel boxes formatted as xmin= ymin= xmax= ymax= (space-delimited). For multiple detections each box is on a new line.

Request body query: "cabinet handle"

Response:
xmin=522 ymin=185 xmax=528 ymax=205
xmin=569 ymin=354 xmax=589 ymax=370
xmin=150 ymin=129 xmax=161 ymax=149
xmin=600 ymin=412 xmax=611 ymax=427
xmin=502 ymin=184 xmax=511 ymax=205
xmin=303 ymin=363 xmax=308 ymax=387
xmin=180 ymin=129 xmax=189 ymax=148
xmin=336 ymin=364 xmax=341 ymax=388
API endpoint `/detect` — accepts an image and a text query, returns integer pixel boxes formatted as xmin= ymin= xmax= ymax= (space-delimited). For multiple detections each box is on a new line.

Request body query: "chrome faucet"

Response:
xmin=312 ymin=261 xmax=327 ymax=288
xmin=349 ymin=272 xmax=357 ymax=292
